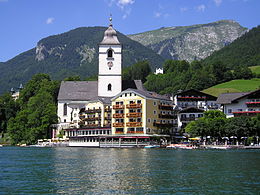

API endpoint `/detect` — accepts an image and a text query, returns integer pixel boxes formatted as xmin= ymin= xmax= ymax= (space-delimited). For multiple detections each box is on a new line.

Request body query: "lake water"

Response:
xmin=0 ymin=147 xmax=260 ymax=194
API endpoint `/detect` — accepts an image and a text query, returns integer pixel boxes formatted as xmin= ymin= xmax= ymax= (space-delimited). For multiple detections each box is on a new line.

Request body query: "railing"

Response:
xmin=126 ymin=122 xmax=142 ymax=127
xmin=158 ymin=104 xmax=173 ymax=110
xmin=80 ymin=124 xmax=100 ymax=128
xmin=103 ymin=124 xmax=111 ymax=128
xmin=84 ymin=117 xmax=100 ymax=121
xmin=126 ymin=113 xmax=142 ymax=118
xmin=177 ymin=96 xmax=206 ymax=100
xmin=85 ymin=109 xmax=102 ymax=114
xmin=127 ymin=131 xmax=144 ymax=134
xmin=104 ymin=116 xmax=111 ymax=120
xmin=180 ymin=117 xmax=196 ymax=122
xmin=115 ymin=131 xmax=124 ymax=134
xmin=153 ymin=122 xmax=174 ymax=127
xmin=158 ymin=114 xmax=176 ymax=119
xmin=126 ymin=103 xmax=142 ymax=109
xmin=113 ymin=123 xmax=125 ymax=127
xmin=113 ymin=113 xmax=125 ymax=118
xmin=113 ymin=105 xmax=125 ymax=109
xmin=246 ymin=102 xmax=260 ymax=107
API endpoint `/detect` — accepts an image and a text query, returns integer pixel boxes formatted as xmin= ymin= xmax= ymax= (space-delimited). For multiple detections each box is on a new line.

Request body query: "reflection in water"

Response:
xmin=0 ymin=147 xmax=260 ymax=194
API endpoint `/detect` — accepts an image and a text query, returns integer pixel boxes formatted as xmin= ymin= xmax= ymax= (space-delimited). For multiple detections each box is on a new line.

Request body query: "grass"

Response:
xmin=249 ymin=65 xmax=260 ymax=75
xmin=203 ymin=78 xmax=260 ymax=97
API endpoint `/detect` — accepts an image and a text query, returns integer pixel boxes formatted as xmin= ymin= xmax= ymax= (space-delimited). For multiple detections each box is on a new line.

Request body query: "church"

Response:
xmin=54 ymin=18 xmax=174 ymax=147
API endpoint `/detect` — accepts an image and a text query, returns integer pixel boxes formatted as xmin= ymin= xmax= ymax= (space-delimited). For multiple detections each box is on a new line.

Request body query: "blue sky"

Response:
xmin=0 ymin=0 xmax=259 ymax=62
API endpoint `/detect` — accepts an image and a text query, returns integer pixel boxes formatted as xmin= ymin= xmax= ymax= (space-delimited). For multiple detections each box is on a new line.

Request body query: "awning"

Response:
xmin=189 ymin=137 xmax=200 ymax=141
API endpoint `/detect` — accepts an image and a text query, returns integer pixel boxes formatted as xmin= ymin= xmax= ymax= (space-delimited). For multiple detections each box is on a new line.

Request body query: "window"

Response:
xmin=153 ymin=101 xmax=157 ymax=106
xmin=153 ymin=110 xmax=157 ymax=115
xmin=63 ymin=103 xmax=67 ymax=116
xmin=107 ymin=49 xmax=113 ymax=58
xmin=148 ymin=118 xmax=151 ymax=123
xmin=228 ymin=109 xmax=232 ymax=114
xmin=108 ymin=84 xmax=112 ymax=91
xmin=137 ymin=100 xmax=141 ymax=104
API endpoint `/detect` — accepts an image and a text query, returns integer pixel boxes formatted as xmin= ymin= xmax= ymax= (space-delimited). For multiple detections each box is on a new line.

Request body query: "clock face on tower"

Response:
xmin=107 ymin=61 xmax=113 ymax=68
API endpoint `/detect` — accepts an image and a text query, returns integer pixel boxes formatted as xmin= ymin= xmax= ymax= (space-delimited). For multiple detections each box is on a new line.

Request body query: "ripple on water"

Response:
xmin=0 ymin=147 xmax=259 ymax=194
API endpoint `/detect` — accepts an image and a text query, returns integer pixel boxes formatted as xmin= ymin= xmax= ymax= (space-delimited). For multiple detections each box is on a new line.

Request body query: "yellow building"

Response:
xmin=111 ymin=88 xmax=176 ymax=136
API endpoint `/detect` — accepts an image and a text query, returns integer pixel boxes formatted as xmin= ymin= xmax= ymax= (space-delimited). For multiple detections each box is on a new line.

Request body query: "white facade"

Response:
xmin=154 ymin=68 xmax=164 ymax=75
xmin=223 ymin=97 xmax=260 ymax=118
xmin=98 ymin=44 xmax=122 ymax=97
xmin=57 ymin=101 xmax=86 ymax=128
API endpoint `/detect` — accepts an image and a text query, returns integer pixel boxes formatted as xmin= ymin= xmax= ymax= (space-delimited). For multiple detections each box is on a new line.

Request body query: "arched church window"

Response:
xmin=107 ymin=49 xmax=113 ymax=58
xmin=108 ymin=84 xmax=112 ymax=91
xmin=64 ymin=103 xmax=67 ymax=116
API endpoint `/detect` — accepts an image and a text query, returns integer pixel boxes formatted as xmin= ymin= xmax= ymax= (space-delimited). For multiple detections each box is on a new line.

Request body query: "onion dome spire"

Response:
xmin=100 ymin=15 xmax=120 ymax=45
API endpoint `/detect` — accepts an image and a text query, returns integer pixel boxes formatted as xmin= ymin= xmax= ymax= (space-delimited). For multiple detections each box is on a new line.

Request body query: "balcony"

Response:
xmin=153 ymin=122 xmax=174 ymax=128
xmin=233 ymin=110 xmax=260 ymax=117
xmin=126 ymin=103 xmax=142 ymax=109
xmin=84 ymin=117 xmax=100 ymax=121
xmin=113 ymin=123 xmax=125 ymax=127
xmin=115 ymin=131 xmax=124 ymax=134
xmin=158 ymin=114 xmax=176 ymax=119
xmin=246 ymin=102 xmax=260 ymax=107
xmin=80 ymin=124 xmax=100 ymax=128
xmin=126 ymin=113 xmax=142 ymax=118
xmin=85 ymin=109 xmax=101 ymax=114
xmin=113 ymin=113 xmax=125 ymax=118
xmin=177 ymin=96 xmax=206 ymax=101
xmin=158 ymin=104 xmax=173 ymax=110
xmin=127 ymin=131 xmax=144 ymax=134
xmin=180 ymin=117 xmax=196 ymax=122
xmin=113 ymin=105 xmax=125 ymax=109
xmin=126 ymin=122 xmax=142 ymax=127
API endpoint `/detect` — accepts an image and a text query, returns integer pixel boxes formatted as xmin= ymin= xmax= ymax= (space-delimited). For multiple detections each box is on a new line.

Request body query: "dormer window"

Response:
xmin=107 ymin=49 xmax=113 ymax=58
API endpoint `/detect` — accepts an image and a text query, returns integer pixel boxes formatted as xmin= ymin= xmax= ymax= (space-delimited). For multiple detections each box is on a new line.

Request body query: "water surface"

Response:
xmin=0 ymin=147 xmax=259 ymax=194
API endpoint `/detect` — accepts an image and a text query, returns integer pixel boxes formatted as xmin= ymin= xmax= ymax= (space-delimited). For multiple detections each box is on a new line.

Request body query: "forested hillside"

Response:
xmin=0 ymin=27 xmax=164 ymax=94
xmin=203 ymin=25 xmax=260 ymax=68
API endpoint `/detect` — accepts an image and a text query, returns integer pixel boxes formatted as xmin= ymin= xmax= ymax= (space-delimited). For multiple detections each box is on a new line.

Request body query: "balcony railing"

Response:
xmin=246 ymin=102 xmax=260 ymax=107
xmin=126 ymin=122 xmax=142 ymax=127
xmin=180 ymin=117 xmax=196 ymax=122
xmin=113 ymin=123 xmax=125 ymax=127
xmin=126 ymin=113 xmax=142 ymax=118
xmin=126 ymin=103 xmax=142 ymax=109
xmin=103 ymin=123 xmax=111 ymax=128
xmin=115 ymin=131 xmax=124 ymax=134
xmin=113 ymin=105 xmax=125 ymax=109
xmin=85 ymin=109 xmax=101 ymax=114
xmin=83 ymin=117 xmax=100 ymax=121
xmin=158 ymin=104 xmax=173 ymax=110
xmin=153 ymin=122 xmax=174 ymax=128
xmin=80 ymin=124 xmax=100 ymax=128
xmin=127 ymin=131 xmax=144 ymax=134
xmin=104 ymin=116 xmax=111 ymax=120
xmin=177 ymin=96 xmax=206 ymax=101
xmin=158 ymin=114 xmax=176 ymax=119
xmin=113 ymin=113 xmax=125 ymax=118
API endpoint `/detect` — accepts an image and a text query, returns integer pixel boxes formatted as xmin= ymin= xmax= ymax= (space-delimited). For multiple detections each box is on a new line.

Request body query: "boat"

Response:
xmin=0 ymin=144 xmax=3 ymax=147
xmin=205 ymin=145 xmax=229 ymax=150
xmin=144 ymin=145 xmax=160 ymax=148
xmin=166 ymin=144 xmax=196 ymax=149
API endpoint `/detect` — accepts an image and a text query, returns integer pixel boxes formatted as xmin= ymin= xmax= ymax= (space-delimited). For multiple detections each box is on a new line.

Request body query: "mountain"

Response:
xmin=128 ymin=20 xmax=247 ymax=62
xmin=203 ymin=25 xmax=260 ymax=68
xmin=0 ymin=27 xmax=164 ymax=94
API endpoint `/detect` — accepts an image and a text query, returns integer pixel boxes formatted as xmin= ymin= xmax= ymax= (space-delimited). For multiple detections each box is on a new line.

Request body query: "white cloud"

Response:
xmin=117 ymin=0 xmax=134 ymax=9
xmin=180 ymin=7 xmax=188 ymax=12
xmin=214 ymin=0 xmax=222 ymax=6
xmin=154 ymin=12 xmax=162 ymax=18
xmin=46 ymin=17 xmax=54 ymax=24
xmin=196 ymin=4 xmax=206 ymax=12
xmin=122 ymin=8 xmax=132 ymax=19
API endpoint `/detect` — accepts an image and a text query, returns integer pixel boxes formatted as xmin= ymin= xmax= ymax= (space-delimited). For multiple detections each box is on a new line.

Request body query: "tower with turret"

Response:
xmin=98 ymin=17 xmax=122 ymax=97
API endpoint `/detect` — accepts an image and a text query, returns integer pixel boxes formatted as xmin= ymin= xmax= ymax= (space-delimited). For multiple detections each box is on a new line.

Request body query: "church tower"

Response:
xmin=98 ymin=17 xmax=122 ymax=97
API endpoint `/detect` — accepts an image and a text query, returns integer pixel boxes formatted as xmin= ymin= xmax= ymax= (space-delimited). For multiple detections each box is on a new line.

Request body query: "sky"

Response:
xmin=0 ymin=0 xmax=259 ymax=62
